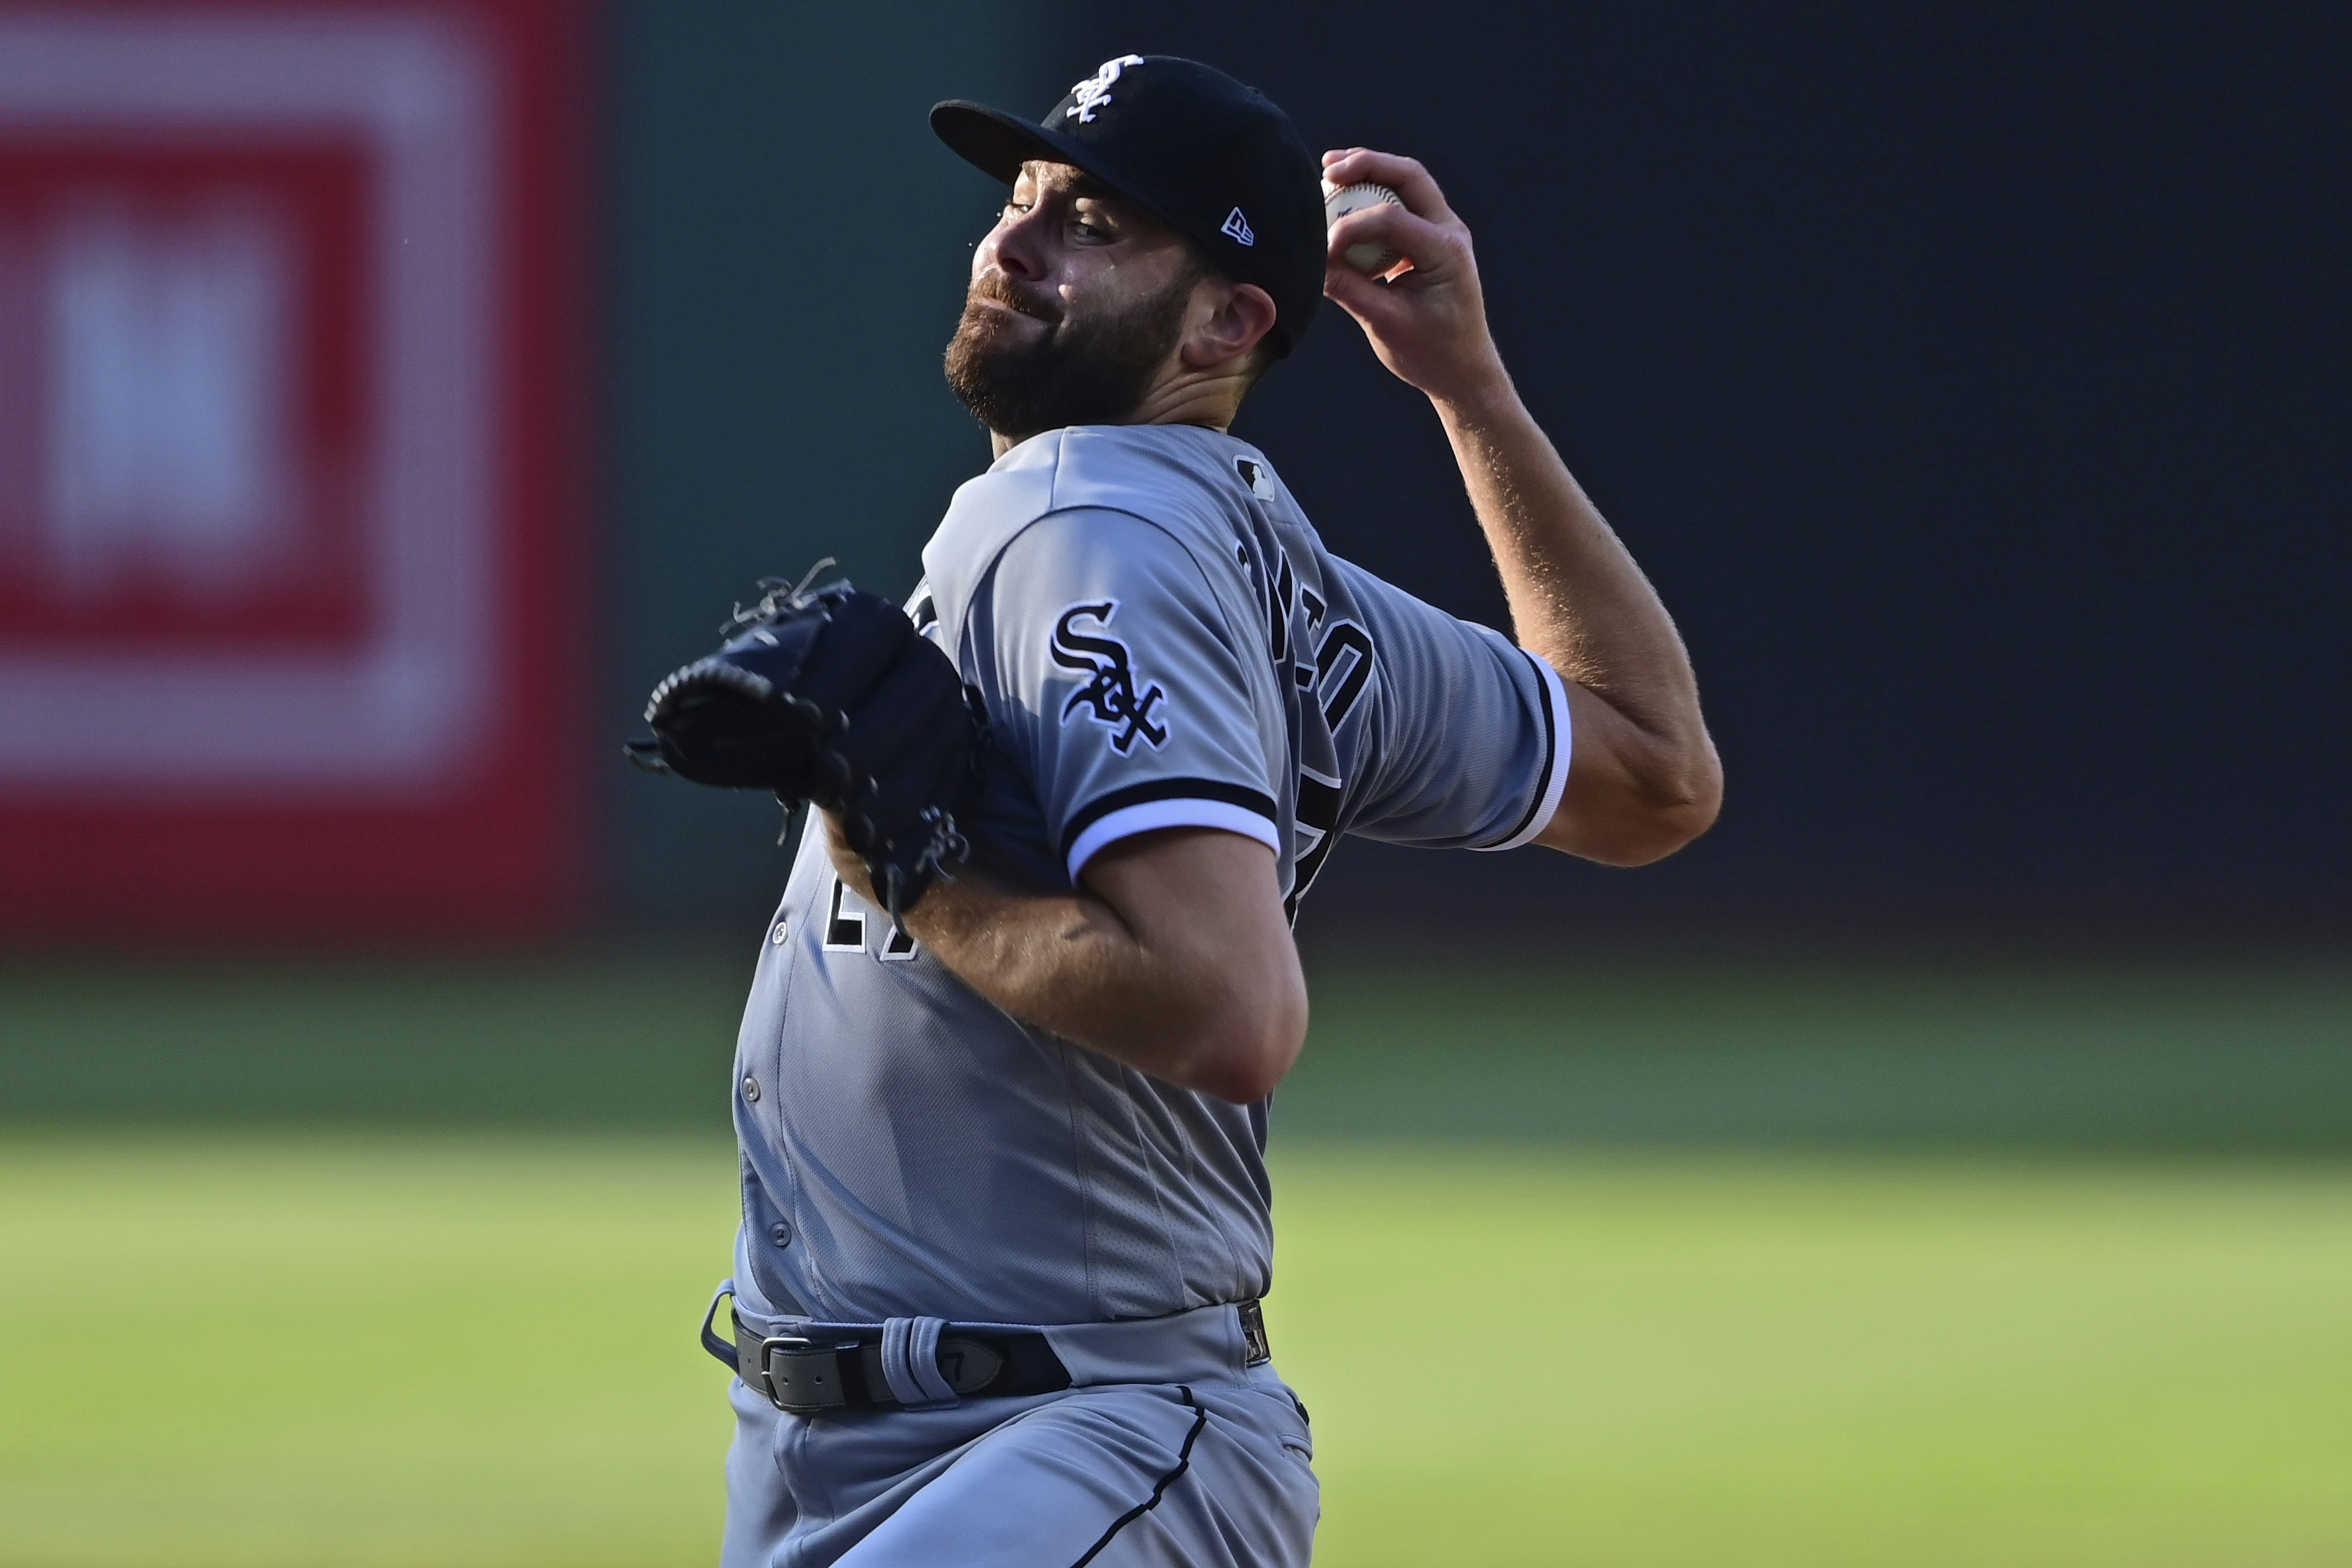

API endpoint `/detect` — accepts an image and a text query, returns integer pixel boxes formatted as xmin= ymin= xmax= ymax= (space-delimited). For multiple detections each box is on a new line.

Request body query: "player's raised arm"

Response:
xmin=1321 ymin=147 xmax=1723 ymax=866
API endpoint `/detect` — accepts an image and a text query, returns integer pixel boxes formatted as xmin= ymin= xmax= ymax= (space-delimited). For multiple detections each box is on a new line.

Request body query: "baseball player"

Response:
xmin=658 ymin=53 xmax=1719 ymax=1568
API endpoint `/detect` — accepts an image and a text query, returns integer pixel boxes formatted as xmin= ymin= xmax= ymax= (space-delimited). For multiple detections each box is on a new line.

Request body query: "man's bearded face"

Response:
xmin=944 ymin=261 xmax=1199 ymax=442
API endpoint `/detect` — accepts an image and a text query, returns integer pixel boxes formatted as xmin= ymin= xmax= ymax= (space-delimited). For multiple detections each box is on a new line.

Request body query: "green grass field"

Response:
xmin=4 ymin=954 xmax=2350 ymax=1565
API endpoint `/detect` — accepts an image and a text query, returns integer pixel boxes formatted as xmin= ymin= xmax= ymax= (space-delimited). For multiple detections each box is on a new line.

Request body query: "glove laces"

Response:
xmin=727 ymin=557 xmax=841 ymax=632
xmin=880 ymin=806 xmax=972 ymax=936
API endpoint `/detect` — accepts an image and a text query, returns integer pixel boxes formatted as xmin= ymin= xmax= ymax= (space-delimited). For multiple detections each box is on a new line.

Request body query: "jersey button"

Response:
xmin=742 ymin=1074 xmax=761 ymax=1103
xmin=768 ymin=1221 xmax=792 ymax=1248
xmin=770 ymin=920 xmax=789 ymax=946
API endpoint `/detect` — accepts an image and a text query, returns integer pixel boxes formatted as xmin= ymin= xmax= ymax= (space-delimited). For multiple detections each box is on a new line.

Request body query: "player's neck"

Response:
xmin=1125 ymin=362 xmax=1248 ymax=434
xmin=986 ymin=372 xmax=1245 ymax=458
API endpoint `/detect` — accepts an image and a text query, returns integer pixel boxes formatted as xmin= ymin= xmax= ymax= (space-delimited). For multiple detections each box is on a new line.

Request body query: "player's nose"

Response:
xmin=983 ymin=204 xmax=1054 ymax=283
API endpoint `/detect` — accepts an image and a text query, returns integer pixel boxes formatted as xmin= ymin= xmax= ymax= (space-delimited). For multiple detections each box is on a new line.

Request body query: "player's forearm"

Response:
xmin=834 ymin=820 xmax=1307 ymax=1102
xmin=1319 ymin=145 xmax=1719 ymax=858
xmin=1433 ymin=372 xmax=1723 ymax=857
xmin=907 ymin=874 xmax=1303 ymax=1103
xmin=1435 ymin=371 xmax=1696 ymax=740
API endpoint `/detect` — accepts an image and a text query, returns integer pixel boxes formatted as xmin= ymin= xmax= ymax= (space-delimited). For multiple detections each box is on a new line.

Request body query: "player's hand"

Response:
xmin=1320 ymin=148 xmax=1507 ymax=407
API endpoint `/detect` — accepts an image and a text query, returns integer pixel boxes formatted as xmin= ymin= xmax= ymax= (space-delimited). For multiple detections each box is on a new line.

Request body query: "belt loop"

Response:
xmin=700 ymin=1279 xmax=741 ymax=1373
xmin=879 ymin=1315 xmax=959 ymax=1407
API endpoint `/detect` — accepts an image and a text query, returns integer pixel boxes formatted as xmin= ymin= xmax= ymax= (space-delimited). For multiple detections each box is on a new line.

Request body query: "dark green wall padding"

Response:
xmin=604 ymin=2 xmax=1065 ymax=925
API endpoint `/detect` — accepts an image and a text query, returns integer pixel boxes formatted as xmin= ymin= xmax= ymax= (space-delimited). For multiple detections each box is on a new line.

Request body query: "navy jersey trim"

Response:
xmin=1060 ymin=778 xmax=1278 ymax=863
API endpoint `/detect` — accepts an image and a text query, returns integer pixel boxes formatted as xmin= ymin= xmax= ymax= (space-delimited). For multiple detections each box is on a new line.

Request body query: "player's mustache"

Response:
xmin=967 ymin=273 xmax=1062 ymax=325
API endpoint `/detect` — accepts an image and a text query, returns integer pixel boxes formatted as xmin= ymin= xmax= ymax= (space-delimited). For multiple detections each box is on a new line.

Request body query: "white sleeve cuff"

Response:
xmin=1066 ymin=798 xmax=1284 ymax=881
xmin=1472 ymin=650 xmax=1574 ymax=853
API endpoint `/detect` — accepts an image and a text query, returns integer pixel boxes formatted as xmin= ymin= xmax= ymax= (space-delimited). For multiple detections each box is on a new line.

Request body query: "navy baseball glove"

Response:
xmin=626 ymin=565 xmax=981 ymax=923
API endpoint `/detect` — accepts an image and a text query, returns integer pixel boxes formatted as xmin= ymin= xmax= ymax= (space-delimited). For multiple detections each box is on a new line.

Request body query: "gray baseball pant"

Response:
xmin=719 ymin=1299 xmax=1320 ymax=1567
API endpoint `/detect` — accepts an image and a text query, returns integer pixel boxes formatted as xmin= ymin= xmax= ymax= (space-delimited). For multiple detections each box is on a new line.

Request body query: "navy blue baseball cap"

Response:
xmin=931 ymin=55 xmax=1326 ymax=357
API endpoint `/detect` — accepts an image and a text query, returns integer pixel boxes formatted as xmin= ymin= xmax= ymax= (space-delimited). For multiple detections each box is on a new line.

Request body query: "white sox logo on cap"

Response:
xmin=1064 ymin=54 xmax=1145 ymax=124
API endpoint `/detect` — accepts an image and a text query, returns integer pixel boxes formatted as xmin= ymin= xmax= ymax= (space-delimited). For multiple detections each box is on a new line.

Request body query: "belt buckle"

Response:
xmin=1237 ymin=1299 xmax=1271 ymax=1366
xmin=755 ymin=1336 xmax=859 ymax=1415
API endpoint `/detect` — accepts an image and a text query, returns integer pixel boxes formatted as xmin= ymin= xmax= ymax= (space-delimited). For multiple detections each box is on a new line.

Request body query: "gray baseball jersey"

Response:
xmin=729 ymin=422 xmax=1569 ymax=1330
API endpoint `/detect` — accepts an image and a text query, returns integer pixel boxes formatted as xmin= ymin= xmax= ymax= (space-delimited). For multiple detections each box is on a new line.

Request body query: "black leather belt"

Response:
xmin=705 ymin=1298 xmax=1272 ymax=1416
xmin=734 ymin=1314 xmax=1072 ymax=1414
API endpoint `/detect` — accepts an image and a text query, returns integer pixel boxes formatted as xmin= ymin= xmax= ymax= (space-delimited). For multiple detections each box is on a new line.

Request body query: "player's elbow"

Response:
xmin=1180 ymin=972 xmax=1309 ymax=1105
xmin=1554 ymin=749 xmax=1724 ymax=866
xmin=1620 ymin=759 xmax=1725 ymax=863
xmin=1188 ymin=1034 xmax=1303 ymax=1105
xmin=1602 ymin=798 xmax=1720 ymax=866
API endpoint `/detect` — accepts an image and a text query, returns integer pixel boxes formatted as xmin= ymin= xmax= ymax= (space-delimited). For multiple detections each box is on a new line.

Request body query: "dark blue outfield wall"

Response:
xmin=607 ymin=1 xmax=2350 ymax=932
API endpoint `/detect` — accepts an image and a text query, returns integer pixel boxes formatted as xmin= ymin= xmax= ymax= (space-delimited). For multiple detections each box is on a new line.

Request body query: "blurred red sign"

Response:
xmin=0 ymin=2 xmax=586 ymax=939
xmin=0 ymin=141 xmax=373 ymax=651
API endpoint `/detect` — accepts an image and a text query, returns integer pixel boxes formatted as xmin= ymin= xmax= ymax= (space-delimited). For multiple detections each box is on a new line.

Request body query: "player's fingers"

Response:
xmin=1321 ymin=257 xmax=1393 ymax=321
xmin=1327 ymin=202 xmax=1467 ymax=282
xmin=1320 ymin=148 xmax=1455 ymax=225
xmin=1322 ymin=230 xmax=1434 ymax=316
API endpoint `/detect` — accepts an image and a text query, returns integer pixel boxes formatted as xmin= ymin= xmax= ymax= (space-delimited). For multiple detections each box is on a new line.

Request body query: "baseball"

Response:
xmin=1322 ymin=180 xmax=1405 ymax=274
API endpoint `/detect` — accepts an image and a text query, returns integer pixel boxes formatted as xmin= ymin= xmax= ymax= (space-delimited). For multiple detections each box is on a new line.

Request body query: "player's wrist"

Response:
xmin=1425 ymin=352 xmax=1520 ymax=427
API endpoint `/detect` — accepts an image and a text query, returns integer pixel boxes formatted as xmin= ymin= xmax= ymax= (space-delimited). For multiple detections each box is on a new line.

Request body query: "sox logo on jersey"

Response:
xmin=1052 ymin=600 xmax=1168 ymax=754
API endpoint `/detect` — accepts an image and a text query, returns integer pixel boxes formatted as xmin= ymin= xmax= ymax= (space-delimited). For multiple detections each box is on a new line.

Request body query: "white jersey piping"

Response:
xmin=1472 ymin=650 xmax=1574 ymax=853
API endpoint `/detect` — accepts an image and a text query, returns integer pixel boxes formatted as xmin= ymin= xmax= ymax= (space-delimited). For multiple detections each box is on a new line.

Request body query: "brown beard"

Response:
xmin=944 ymin=264 xmax=1199 ymax=442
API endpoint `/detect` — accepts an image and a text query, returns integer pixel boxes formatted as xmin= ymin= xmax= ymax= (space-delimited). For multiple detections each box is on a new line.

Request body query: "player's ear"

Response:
xmin=1181 ymin=278 xmax=1277 ymax=370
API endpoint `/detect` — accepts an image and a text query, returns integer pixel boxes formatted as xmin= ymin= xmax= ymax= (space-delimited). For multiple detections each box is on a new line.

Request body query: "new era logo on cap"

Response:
xmin=1220 ymin=207 xmax=1254 ymax=245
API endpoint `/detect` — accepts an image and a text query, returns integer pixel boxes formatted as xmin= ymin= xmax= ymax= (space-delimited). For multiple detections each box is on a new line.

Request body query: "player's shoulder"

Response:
xmin=1030 ymin=424 xmax=1273 ymax=526
xmin=922 ymin=425 xmax=1282 ymax=634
